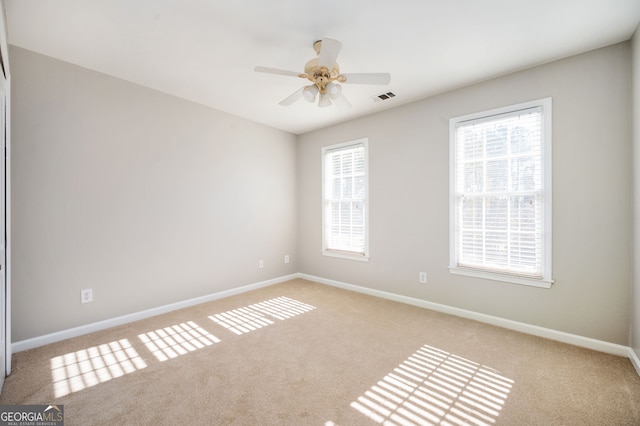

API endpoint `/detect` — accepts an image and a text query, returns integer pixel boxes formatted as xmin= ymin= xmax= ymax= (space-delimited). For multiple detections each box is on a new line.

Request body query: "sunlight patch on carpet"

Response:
xmin=138 ymin=321 xmax=221 ymax=362
xmin=351 ymin=345 xmax=513 ymax=426
xmin=208 ymin=296 xmax=316 ymax=335
xmin=50 ymin=339 xmax=147 ymax=398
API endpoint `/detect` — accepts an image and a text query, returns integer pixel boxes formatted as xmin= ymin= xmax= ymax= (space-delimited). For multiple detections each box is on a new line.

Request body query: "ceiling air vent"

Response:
xmin=372 ymin=91 xmax=396 ymax=102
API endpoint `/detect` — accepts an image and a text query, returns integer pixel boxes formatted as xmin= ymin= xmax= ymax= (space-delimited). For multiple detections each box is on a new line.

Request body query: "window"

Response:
xmin=449 ymin=99 xmax=552 ymax=288
xmin=322 ymin=139 xmax=369 ymax=261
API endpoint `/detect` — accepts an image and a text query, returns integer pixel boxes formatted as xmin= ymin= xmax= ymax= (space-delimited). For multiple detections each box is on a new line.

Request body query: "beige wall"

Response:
xmin=10 ymin=46 xmax=298 ymax=341
xmin=298 ymin=42 xmax=633 ymax=345
xmin=632 ymin=27 xmax=640 ymax=357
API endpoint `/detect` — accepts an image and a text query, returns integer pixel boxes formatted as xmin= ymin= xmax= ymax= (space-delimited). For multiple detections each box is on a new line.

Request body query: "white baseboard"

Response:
xmin=299 ymin=273 xmax=633 ymax=359
xmin=12 ymin=274 xmax=298 ymax=353
xmin=12 ymin=272 xmax=639 ymax=379
xmin=630 ymin=347 xmax=640 ymax=377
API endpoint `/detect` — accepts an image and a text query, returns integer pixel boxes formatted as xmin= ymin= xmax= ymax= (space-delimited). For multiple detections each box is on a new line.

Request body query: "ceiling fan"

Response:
xmin=255 ymin=38 xmax=391 ymax=108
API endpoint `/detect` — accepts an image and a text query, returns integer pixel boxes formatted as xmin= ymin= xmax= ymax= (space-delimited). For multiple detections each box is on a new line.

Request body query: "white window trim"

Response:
xmin=449 ymin=98 xmax=553 ymax=288
xmin=322 ymin=138 xmax=370 ymax=261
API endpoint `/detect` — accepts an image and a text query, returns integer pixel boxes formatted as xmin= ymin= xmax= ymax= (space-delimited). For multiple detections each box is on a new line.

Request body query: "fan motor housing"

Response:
xmin=304 ymin=58 xmax=341 ymax=92
xmin=304 ymin=58 xmax=339 ymax=77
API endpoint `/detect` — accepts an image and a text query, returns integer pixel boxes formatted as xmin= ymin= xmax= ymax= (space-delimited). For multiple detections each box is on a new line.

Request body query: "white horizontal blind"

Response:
xmin=454 ymin=106 xmax=544 ymax=278
xmin=323 ymin=142 xmax=367 ymax=255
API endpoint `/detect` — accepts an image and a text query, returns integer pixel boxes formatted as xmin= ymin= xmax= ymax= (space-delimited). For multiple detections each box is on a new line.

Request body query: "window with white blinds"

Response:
xmin=449 ymin=99 xmax=553 ymax=288
xmin=322 ymin=139 xmax=369 ymax=261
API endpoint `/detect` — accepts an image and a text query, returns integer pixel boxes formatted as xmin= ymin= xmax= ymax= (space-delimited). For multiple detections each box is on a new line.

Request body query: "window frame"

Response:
xmin=449 ymin=98 xmax=553 ymax=288
xmin=321 ymin=138 xmax=370 ymax=262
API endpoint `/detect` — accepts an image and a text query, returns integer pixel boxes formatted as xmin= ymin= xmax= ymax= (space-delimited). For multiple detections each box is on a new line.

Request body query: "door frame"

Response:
xmin=0 ymin=1 xmax=12 ymax=380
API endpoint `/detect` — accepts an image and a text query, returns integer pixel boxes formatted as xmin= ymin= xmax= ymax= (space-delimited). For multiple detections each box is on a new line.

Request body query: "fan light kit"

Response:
xmin=255 ymin=38 xmax=391 ymax=108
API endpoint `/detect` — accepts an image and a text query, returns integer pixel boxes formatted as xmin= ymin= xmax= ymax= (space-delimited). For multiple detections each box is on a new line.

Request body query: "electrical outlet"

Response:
xmin=284 ymin=255 xmax=290 ymax=264
xmin=81 ymin=288 xmax=93 ymax=303
xmin=259 ymin=259 xmax=264 ymax=268
xmin=419 ymin=272 xmax=427 ymax=284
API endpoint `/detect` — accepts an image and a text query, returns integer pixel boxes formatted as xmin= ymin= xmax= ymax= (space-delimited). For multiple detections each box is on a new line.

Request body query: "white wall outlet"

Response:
xmin=419 ymin=272 xmax=427 ymax=284
xmin=81 ymin=288 xmax=93 ymax=303
xmin=259 ymin=259 xmax=264 ymax=268
xmin=284 ymin=255 xmax=290 ymax=264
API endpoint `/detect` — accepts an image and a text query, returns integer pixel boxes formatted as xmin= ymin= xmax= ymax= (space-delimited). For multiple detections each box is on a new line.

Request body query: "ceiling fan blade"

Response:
xmin=278 ymin=88 xmax=304 ymax=106
xmin=317 ymin=38 xmax=342 ymax=69
xmin=341 ymin=73 xmax=391 ymax=85
xmin=255 ymin=66 xmax=303 ymax=78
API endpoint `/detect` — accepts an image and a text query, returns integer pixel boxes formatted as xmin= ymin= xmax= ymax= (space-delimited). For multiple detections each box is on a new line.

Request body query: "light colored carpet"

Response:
xmin=1 ymin=279 xmax=639 ymax=425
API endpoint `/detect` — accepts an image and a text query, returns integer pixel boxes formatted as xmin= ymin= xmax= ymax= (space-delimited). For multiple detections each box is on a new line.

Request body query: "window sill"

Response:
xmin=322 ymin=250 xmax=369 ymax=262
xmin=449 ymin=266 xmax=553 ymax=289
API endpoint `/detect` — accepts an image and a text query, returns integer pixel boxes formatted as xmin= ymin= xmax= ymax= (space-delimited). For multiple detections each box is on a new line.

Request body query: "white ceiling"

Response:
xmin=4 ymin=0 xmax=640 ymax=135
